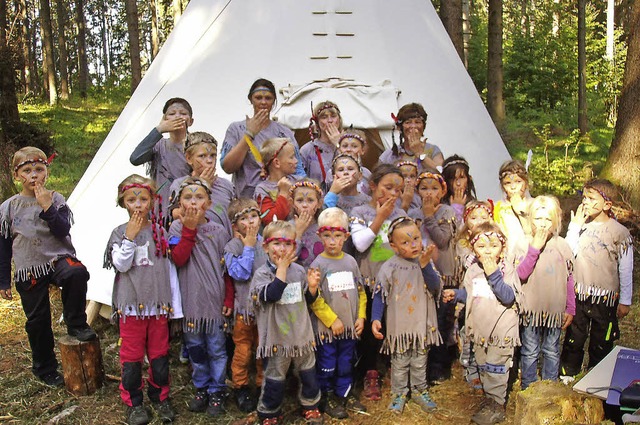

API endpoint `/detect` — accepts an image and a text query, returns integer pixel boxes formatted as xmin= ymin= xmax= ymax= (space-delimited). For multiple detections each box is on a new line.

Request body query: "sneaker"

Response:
xmin=559 ymin=375 xmax=575 ymax=385
xmin=363 ymin=370 xmax=381 ymax=400
xmin=126 ymin=405 xmax=150 ymax=425
xmin=188 ymin=388 xmax=208 ymax=412
xmin=67 ymin=325 xmax=97 ymax=341
xmin=301 ymin=407 xmax=323 ymax=424
xmin=260 ymin=414 xmax=283 ymax=425
xmin=471 ymin=398 xmax=505 ymax=425
xmin=40 ymin=371 xmax=64 ymax=387
xmin=206 ymin=391 xmax=226 ymax=417
xmin=179 ymin=344 xmax=189 ymax=365
xmin=412 ymin=389 xmax=437 ymax=412
xmin=388 ymin=393 xmax=407 ymax=414
xmin=342 ymin=393 xmax=367 ymax=413
xmin=321 ymin=392 xmax=348 ymax=419
xmin=236 ymin=385 xmax=257 ymax=413
xmin=152 ymin=399 xmax=176 ymax=423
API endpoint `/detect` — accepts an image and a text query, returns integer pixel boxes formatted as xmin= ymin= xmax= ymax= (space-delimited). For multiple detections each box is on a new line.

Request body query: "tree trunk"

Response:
xmin=55 ymin=0 xmax=69 ymax=100
xmin=125 ymin=0 xmax=142 ymax=92
xmin=577 ymin=0 xmax=588 ymax=135
xmin=150 ymin=0 xmax=159 ymax=59
xmin=462 ymin=0 xmax=470 ymax=68
xmin=58 ymin=336 xmax=104 ymax=396
xmin=487 ymin=0 xmax=505 ymax=128
xmin=28 ymin=3 xmax=40 ymax=94
xmin=440 ymin=0 xmax=465 ymax=62
xmin=100 ymin=3 xmax=109 ymax=80
xmin=39 ymin=0 xmax=57 ymax=105
xmin=74 ymin=0 xmax=88 ymax=97
xmin=171 ymin=0 xmax=182 ymax=24
xmin=601 ymin=0 xmax=640 ymax=210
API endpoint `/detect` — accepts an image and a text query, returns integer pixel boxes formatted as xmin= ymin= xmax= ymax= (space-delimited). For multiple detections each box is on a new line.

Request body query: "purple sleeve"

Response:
xmin=486 ymin=269 xmax=516 ymax=306
xmin=260 ymin=277 xmax=288 ymax=303
xmin=224 ymin=246 xmax=256 ymax=281
xmin=371 ymin=289 xmax=385 ymax=322
xmin=39 ymin=204 xmax=71 ymax=238
xmin=0 ymin=235 xmax=12 ymax=289
xmin=517 ymin=245 xmax=541 ymax=281
xmin=451 ymin=203 xmax=464 ymax=222
xmin=565 ymin=273 xmax=576 ymax=316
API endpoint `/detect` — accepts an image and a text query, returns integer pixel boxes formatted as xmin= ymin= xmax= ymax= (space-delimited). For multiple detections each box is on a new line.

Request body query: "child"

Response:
xmin=560 ymin=179 xmax=633 ymax=378
xmin=335 ymin=130 xmax=372 ymax=194
xmin=290 ymin=179 xmax=324 ymax=269
xmin=250 ymin=220 xmax=323 ymax=425
xmin=349 ymin=163 xmax=407 ymax=400
xmin=169 ymin=132 xmax=235 ymax=237
xmin=224 ymin=198 xmax=267 ymax=412
xmin=516 ymin=196 xmax=575 ymax=389
xmin=0 ymin=147 xmax=96 ymax=387
xmin=396 ymin=160 xmax=421 ymax=211
xmin=443 ymin=222 xmax=520 ymax=425
xmin=254 ymin=138 xmax=298 ymax=225
xmin=409 ymin=171 xmax=458 ymax=385
xmin=494 ymin=159 xmax=531 ymax=254
xmin=441 ymin=155 xmax=477 ymax=222
xmin=301 ymin=101 xmax=342 ymax=190
xmin=371 ymin=217 xmax=441 ymax=413
xmin=308 ymin=208 xmax=367 ymax=419
xmin=323 ymin=153 xmax=371 ymax=215
xmin=130 ymin=97 xmax=193 ymax=203
xmin=167 ymin=177 xmax=232 ymax=417
xmin=105 ymin=174 xmax=174 ymax=425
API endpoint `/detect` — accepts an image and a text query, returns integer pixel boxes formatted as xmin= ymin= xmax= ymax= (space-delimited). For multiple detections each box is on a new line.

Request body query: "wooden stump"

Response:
xmin=58 ymin=335 xmax=105 ymax=396
xmin=85 ymin=300 xmax=102 ymax=326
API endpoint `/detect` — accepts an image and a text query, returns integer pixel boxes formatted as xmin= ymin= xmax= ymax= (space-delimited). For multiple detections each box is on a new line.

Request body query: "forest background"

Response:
xmin=0 ymin=0 xmax=638 ymax=424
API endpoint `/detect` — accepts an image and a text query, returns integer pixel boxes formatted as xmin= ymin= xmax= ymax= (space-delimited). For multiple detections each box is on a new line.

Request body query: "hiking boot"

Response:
xmin=206 ymin=391 xmax=226 ymax=417
xmin=236 ymin=385 xmax=257 ymax=413
xmin=412 ymin=389 xmax=437 ymax=412
xmin=40 ymin=371 xmax=64 ymax=387
xmin=321 ymin=392 xmax=348 ymax=419
xmin=363 ymin=370 xmax=381 ymax=400
xmin=471 ymin=398 xmax=505 ymax=425
xmin=260 ymin=414 xmax=283 ymax=425
xmin=152 ymin=399 xmax=176 ymax=423
xmin=301 ymin=407 xmax=323 ymax=424
xmin=388 ymin=393 xmax=407 ymax=414
xmin=67 ymin=325 xmax=97 ymax=341
xmin=342 ymin=393 xmax=367 ymax=413
xmin=126 ymin=405 xmax=150 ymax=425
xmin=188 ymin=388 xmax=208 ymax=412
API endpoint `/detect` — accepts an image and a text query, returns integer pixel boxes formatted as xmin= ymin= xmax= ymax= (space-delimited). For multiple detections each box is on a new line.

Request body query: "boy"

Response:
xmin=224 ymin=199 xmax=267 ymax=412
xmin=309 ymin=208 xmax=367 ymax=419
xmin=250 ymin=221 xmax=323 ymax=425
xmin=560 ymin=179 xmax=633 ymax=378
xmin=130 ymin=97 xmax=194 ymax=203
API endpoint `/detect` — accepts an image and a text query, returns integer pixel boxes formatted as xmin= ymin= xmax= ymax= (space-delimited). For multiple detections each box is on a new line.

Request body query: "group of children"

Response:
xmin=0 ymin=88 xmax=633 ymax=425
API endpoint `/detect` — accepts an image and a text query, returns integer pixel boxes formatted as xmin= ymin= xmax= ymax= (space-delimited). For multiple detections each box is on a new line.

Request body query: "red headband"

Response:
xmin=463 ymin=201 xmax=494 ymax=222
xmin=264 ymin=237 xmax=297 ymax=246
xmin=317 ymin=226 xmax=348 ymax=234
xmin=121 ymin=183 xmax=155 ymax=195
xmin=263 ymin=140 xmax=290 ymax=172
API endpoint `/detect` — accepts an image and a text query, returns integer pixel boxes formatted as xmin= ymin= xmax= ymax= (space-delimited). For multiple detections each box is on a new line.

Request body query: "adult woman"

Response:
xmin=220 ymin=78 xmax=306 ymax=199
xmin=379 ymin=103 xmax=444 ymax=172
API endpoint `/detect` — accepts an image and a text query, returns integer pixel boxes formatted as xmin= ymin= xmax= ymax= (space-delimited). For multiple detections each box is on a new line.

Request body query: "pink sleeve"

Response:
xmin=565 ymin=273 xmax=576 ymax=316
xmin=516 ymin=245 xmax=541 ymax=281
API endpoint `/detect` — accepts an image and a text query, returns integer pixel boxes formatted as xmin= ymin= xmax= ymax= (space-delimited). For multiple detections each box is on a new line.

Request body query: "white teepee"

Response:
xmin=68 ymin=0 xmax=511 ymax=306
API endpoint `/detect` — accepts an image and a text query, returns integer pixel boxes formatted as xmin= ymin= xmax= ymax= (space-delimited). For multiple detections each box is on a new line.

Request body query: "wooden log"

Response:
xmin=85 ymin=300 xmax=101 ymax=326
xmin=58 ymin=335 xmax=104 ymax=396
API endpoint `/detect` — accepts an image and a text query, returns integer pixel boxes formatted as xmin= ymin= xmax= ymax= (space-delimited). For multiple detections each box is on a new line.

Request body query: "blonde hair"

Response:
xmin=261 ymin=138 xmax=293 ymax=172
xmin=116 ymin=174 xmax=156 ymax=207
xmin=313 ymin=101 xmax=342 ymax=129
xmin=185 ymin=131 xmax=218 ymax=156
xmin=318 ymin=207 xmax=349 ymax=229
xmin=228 ymin=198 xmax=260 ymax=222
xmin=498 ymin=159 xmax=529 ymax=189
xmin=262 ymin=220 xmax=295 ymax=240
xmin=528 ymin=195 xmax=562 ymax=236
xmin=12 ymin=146 xmax=47 ymax=171
xmin=456 ymin=200 xmax=495 ymax=244
xmin=337 ymin=129 xmax=367 ymax=149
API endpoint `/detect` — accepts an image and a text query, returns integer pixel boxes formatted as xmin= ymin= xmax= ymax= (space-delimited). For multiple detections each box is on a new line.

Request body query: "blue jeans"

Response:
xmin=520 ymin=325 xmax=561 ymax=389
xmin=184 ymin=325 xmax=228 ymax=393
xmin=316 ymin=338 xmax=357 ymax=397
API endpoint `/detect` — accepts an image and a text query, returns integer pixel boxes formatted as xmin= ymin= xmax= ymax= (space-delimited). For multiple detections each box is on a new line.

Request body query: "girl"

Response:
xmin=130 ymin=97 xmax=193 ymax=203
xmin=289 ymin=179 xmax=324 ymax=269
xmin=300 ymin=101 xmax=342 ymax=190
xmin=494 ymin=159 xmax=531 ymax=254
xmin=254 ymin=138 xmax=299 ymax=225
xmin=0 ymin=147 xmax=95 ymax=387
xmin=409 ymin=171 xmax=458 ymax=385
xmin=349 ymin=163 xmax=407 ymax=400
xmin=105 ymin=174 xmax=175 ymax=425
xmin=443 ymin=222 xmax=520 ymax=425
xmin=395 ymin=160 xmax=420 ymax=211
xmin=335 ymin=130 xmax=371 ymax=194
xmin=380 ymin=103 xmax=444 ymax=171
xmin=441 ymin=155 xmax=477 ymax=222
xmin=323 ymin=153 xmax=371 ymax=216
xmin=516 ymin=195 xmax=575 ymax=390
xmin=221 ymin=78 xmax=305 ymax=199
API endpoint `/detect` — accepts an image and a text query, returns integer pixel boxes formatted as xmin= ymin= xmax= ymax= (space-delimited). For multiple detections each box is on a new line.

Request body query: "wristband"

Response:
xmin=123 ymin=235 xmax=134 ymax=243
